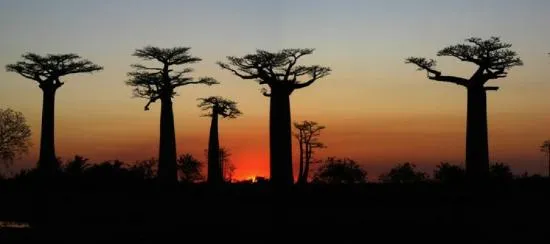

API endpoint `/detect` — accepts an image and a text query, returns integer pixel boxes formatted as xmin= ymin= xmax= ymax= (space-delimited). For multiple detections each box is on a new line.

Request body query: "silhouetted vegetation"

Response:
xmin=433 ymin=162 xmax=465 ymax=184
xmin=177 ymin=153 xmax=204 ymax=183
xmin=6 ymin=53 xmax=102 ymax=176
xmin=379 ymin=162 xmax=427 ymax=183
xmin=312 ymin=157 xmax=367 ymax=184
xmin=294 ymin=120 xmax=326 ymax=184
xmin=406 ymin=37 xmax=523 ymax=182
xmin=489 ymin=162 xmax=514 ymax=183
xmin=197 ymin=96 xmax=241 ymax=184
xmin=126 ymin=46 xmax=218 ymax=185
xmin=0 ymin=108 xmax=31 ymax=172
xmin=218 ymin=49 xmax=331 ymax=186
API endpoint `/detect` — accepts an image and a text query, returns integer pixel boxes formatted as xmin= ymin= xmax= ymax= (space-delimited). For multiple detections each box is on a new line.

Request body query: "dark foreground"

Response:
xmin=1 ymin=180 xmax=549 ymax=242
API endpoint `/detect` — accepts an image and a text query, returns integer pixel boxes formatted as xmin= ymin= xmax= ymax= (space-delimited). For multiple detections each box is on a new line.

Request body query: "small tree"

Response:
xmin=379 ymin=163 xmax=427 ymax=183
xmin=6 ymin=53 xmax=102 ymax=175
xmin=126 ymin=46 xmax=218 ymax=185
xmin=0 ymin=108 xmax=32 ymax=171
xmin=218 ymin=49 xmax=331 ymax=185
xmin=177 ymin=154 xmax=204 ymax=183
xmin=313 ymin=157 xmax=367 ymax=184
xmin=405 ymin=37 xmax=522 ymax=182
xmin=293 ymin=120 xmax=326 ymax=184
xmin=198 ymin=97 xmax=241 ymax=184
xmin=540 ymin=140 xmax=550 ymax=177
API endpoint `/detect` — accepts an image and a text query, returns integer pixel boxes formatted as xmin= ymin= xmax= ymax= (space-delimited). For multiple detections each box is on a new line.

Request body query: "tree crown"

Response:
xmin=6 ymin=53 xmax=103 ymax=89
xmin=126 ymin=46 xmax=218 ymax=110
xmin=405 ymin=37 xmax=523 ymax=87
xmin=197 ymin=96 xmax=242 ymax=119
xmin=0 ymin=108 xmax=32 ymax=167
xmin=217 ymin=48 xmax=331 ymax=96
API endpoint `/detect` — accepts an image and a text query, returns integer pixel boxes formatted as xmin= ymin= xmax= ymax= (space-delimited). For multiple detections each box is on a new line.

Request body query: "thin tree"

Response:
xmin=0 ymin=108 xmax=32 ymax=171
xmin=541 ymin=140 xmax=550 ymax=177
xmin=197 ymin=97 xmax=241 ymax=184
xmin=293 ymin=120 xmax=326 ymax=184
xmin=218 ymin=49 xmax=330 ymax=185
xmin=126 ymin=46 xmax=218 ymax=184
xmin=405 ymin=37 xmax=523 ymax=182
xmin=6 ymin=53 xmax=102 ymax=175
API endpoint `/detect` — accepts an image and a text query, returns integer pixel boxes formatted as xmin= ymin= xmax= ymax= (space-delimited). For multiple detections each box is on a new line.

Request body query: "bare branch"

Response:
xmin=293 ymin=65 xmax=331 ymax=89
xmin=405 ymin=57 xmax=467 ymax=86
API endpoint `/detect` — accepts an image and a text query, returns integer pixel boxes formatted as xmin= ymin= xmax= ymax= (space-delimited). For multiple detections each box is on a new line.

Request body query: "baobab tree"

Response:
xmin=218 ymin=49 xmax=331 ymax=185
xmin=6 ymin=53 xmax=102 ymax=175
xmin=293 ymin=120 xmax=326 ymax=184
xmin=541 ymin=140 xmax=550 ymax=177
xmin=405 ymin=37 xmax=523 ymax=181
xmin=126 ymin=46 xmax=218 ymax=184
xmin=197 ymin=96 xmax=241 ymax=184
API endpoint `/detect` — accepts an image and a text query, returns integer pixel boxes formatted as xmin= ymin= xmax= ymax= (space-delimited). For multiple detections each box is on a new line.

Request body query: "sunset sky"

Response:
xmin=1 ymin=0 xmax=549 ymax=179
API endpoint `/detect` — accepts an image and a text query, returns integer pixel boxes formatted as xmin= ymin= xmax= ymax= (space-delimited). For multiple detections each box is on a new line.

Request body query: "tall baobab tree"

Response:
xmin=197 ymin=96 xmax=242 ymax=184
xmin=6 ymin=53 xmax=102 ymax=175
xmin=405 ymin=37 xmax=523 ymax=182
xmin=218 ymin=49 xmax=331 ymax=185
xmin=294 ymin=120 xmax=326 ymax=184
xmin=541 ymin=140 xmax=550 ymax=177
xmin=126 ymin=46 xmax=218 ymax=184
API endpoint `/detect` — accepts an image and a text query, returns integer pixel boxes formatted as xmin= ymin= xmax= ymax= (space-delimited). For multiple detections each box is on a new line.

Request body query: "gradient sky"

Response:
xmin=1 ymin=0 xmax=549 ymax=179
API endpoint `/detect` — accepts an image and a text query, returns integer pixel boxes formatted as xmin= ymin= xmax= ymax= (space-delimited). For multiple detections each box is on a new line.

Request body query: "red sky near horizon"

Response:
xmin=1 ymin=1 xmax=549 ymax=179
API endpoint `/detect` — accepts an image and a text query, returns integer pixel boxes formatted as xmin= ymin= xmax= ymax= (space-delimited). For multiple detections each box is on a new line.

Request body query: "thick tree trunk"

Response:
xmin=465 ymin=87 xmax=490 ymax=182
xmin=269 ymin=90 xmax=294 ymax=186
xmin=158 ymin=96 xmax=178 ymax=185
xmin=207 ymin=112 xmax=222 ymax=184
xmin=38 ymin=88 xmax=58 ymax=175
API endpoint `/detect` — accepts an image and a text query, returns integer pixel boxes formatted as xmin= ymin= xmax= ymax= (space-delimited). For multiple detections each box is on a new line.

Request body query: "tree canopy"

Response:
xmin=218 ymin=48 xmax=331 ymax=96
xmin=126 ymin=46 xmax=218 ymax=110
xmin=6 ymin=53 xmax=103 ymax=89
xmin=405 ymin=37 xmax=523 ymax=88
xmin=0 ymin=108 xmax=32 ymax=167
xmin=197 ymin=96 xmax=242 ymax=118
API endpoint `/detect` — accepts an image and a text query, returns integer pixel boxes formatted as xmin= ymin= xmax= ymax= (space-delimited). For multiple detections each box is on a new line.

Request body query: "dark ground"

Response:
xmin=0 ymin=181 xmax=549 ymax=242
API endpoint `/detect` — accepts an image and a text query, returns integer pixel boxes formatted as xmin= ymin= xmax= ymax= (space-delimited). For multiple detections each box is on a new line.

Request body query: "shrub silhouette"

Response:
xmin=313 ymin=157 xmax=367 ymax=184
xmin=379 ymin=162 xmax=427 ymax=183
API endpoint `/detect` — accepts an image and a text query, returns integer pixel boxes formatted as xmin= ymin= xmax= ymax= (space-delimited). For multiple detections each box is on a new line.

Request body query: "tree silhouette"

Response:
xmin=489 ymin=162 xmax=514 ymax=183
xmin=313 ymin=157 xmax=367 ymax=184
xmin=433 ymin=162 xmax=465 ymax=184
xmin=218 ymin=49 xmax=330 ymax=185
xmin=379 ymin=163 xmax=427 ymax=183
xmin=177 ymin=153 xmax=204 ymax=183
xmin=198 ymin=97 xmax=241 ymax=184
xmin=293 ymin=120 xmax=326 ymax=184
xmin=6 ymin=53 xmax=102 ymax=175
xmin=540 ymin=140 xmax=550 ymax=177
xmin=0 ymin=108 xmax=32 ymax=169
xmin=126 ymin=46 xmax=218 ymax=185
xmin=63 ymin=155 xmax=90 ymax=177
xmin=405 ymin=37 xmax=523 ymax=182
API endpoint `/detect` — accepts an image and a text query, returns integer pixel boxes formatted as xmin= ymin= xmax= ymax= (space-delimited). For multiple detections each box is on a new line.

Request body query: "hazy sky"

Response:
xmin=1 ymin=0 xmax=549 ymax=179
